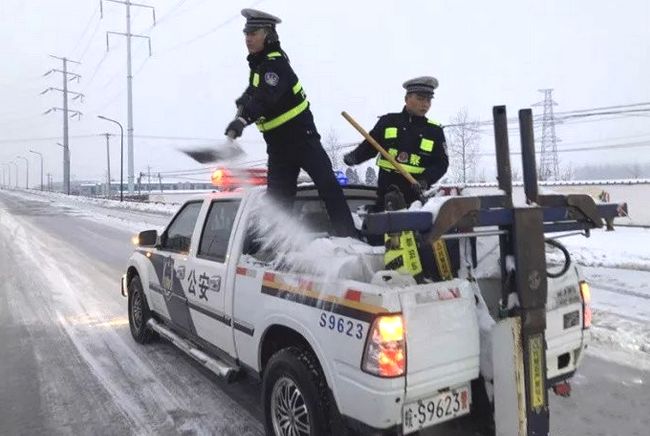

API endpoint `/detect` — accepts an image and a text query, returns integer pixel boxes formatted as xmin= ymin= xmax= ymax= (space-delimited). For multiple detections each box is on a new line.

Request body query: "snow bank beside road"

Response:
xmin=2 ymin=188 xmax=177 ymax=215
xmin=0 ymin=188 xmax=173 ymax=233
xmin=558 ymin=227 xmax=650 ymax=271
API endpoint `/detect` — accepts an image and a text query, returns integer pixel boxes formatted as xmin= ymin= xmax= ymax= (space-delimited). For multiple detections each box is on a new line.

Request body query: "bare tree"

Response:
xmin=345 ymin=167 xmax=360 ymax=184
xmin=511 ymin=166 xmax=521 ymax=182
xmin=559 ymin=163 xmax=574 ymax=181
xmin=446 ymin=108 xmax=481 ymax=183
xmin=323 ymin=128 xmax=342 ymax=171
xmin=627 ymin=163 xmax=642 ymax=179
xmin=364 ymin=166 xmax=377 ymax=185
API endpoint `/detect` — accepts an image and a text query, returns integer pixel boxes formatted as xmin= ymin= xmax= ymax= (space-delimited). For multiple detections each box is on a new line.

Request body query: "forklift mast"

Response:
xmin=362 ymin=105 xmax=628 ymax=436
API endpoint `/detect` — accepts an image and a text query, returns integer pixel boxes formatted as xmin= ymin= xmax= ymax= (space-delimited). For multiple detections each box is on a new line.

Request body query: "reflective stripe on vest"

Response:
xmin=427 ymin=118 xmax=441 ymax=126
xmin=376 ymin=157 xmax=425 ymax=174
xmin=267 ymin=51 xmax=282 ymax=59
xmin=252 ymin=73 xmax=260 ymax=87
xmin=384 ymin=127 xmax=398 ymax=139
xmin=256 ymin=81 xmax=308 ymax=132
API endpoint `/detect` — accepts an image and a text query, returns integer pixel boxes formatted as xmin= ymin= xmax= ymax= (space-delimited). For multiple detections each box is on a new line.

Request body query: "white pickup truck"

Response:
xmin=121 ymin=184 xmax=591 ymax=435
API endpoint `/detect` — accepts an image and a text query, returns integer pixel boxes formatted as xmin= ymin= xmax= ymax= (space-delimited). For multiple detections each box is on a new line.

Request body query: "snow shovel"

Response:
xmin=180 ymin=107 xmax=247 ymax=164
xmin=341 ymin=111 xmax=425 ymax=203
xmin=180 ymin=132 xmax=245 ymax=164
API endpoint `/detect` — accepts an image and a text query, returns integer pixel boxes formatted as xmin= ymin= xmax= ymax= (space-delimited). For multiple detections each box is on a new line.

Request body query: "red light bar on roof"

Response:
xmin=211 ymin=167 xmax=268 ymax=190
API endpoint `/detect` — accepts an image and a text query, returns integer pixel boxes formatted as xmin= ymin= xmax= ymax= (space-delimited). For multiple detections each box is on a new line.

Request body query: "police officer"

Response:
xmin=225 ymin=9 xmax=356 ymax=237
xmin=343 ymin=76 xmax=449 ymax=208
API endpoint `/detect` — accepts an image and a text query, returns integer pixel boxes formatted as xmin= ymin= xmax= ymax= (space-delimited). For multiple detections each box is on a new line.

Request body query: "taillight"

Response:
xmin=361 ymin=315 xmax=406 ymax=377
xmin=579 ymin=281 xmax=591 ymax=329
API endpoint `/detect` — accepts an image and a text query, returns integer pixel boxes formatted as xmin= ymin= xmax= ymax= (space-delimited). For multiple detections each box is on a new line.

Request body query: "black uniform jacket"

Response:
xmin=238 ymin=42 xmax=319 ymax=150
xmin=348 ymin=108 xmax=449 ymax=186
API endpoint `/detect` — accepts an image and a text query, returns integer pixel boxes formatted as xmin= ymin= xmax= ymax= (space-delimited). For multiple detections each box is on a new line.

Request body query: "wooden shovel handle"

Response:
xmin=341 ymin=111 xmax=419 ymax=185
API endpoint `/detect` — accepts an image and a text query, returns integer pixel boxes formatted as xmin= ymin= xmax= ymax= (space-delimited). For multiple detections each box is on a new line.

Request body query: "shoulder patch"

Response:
xmin=264 ymin=71 xmax=279 ymax=86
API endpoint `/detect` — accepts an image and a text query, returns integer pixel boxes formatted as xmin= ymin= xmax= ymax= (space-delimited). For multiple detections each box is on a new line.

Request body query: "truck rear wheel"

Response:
xmin=262 ymin=347 xmax=331 ymax=436
xmin=128 ymin=275 xmax=155 ymax=344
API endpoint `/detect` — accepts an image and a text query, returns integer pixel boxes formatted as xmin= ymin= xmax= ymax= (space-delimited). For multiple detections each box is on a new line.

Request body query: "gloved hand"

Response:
xmin=225 ymin=117 xmax=246 ymax=138
xmin=343 ymin=152 xmax=357 ymax=166
xmin=412 ymin=179 xmax=429 ymax=199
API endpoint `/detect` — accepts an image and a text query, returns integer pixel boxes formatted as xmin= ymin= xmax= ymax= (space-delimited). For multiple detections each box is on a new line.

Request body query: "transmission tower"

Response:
xmin=101 ymin=0 xmax=155 ymax=195
xmin=42 ymin=55 xmax=84 ymax=195
xmin=532 ymin=89 xmax=560 ymax=180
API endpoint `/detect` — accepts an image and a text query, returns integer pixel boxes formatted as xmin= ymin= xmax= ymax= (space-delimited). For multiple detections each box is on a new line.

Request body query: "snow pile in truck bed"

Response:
xmin=241 ymin=237 xmax=384 ymax=283
xmin=244 ymin=195 xmax=384 ymax=282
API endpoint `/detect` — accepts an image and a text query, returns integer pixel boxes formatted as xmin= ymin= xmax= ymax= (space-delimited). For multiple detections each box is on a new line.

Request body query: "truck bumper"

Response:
xmin=333 ymin=364 xmax=404 ymax=431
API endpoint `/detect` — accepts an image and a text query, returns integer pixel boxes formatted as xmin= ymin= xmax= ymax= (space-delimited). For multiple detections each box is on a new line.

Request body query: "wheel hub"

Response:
xmin=271 ymin=376 xmax=311 ymax=436
xmin=132 ymin=291 xmax=143 ymax=330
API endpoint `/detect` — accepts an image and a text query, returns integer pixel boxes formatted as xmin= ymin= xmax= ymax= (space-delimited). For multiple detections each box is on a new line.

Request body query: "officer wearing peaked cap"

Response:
xmin=343 ymin=76 xmax=449 ymax=208
xmin=225 ymin=8 xmax=356 ymax=238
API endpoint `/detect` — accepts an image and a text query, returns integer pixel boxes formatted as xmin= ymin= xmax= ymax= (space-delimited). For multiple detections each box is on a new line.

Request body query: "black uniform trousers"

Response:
xmin=267 ymin=138 xmax=356 ymax=238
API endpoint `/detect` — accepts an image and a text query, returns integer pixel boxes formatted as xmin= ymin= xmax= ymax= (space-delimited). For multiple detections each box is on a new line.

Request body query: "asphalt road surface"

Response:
xmin=1 ymin=190 xmax=648 ymax=436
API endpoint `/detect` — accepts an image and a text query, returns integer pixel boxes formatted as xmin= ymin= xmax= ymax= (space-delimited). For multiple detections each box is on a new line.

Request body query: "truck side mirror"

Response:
xmin=136 ymin=229 xmax=158 ymax=247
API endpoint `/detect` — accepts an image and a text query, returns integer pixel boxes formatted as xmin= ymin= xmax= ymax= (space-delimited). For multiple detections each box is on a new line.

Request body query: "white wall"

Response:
xmin=466 ymin=180 xmax=649 ymax=226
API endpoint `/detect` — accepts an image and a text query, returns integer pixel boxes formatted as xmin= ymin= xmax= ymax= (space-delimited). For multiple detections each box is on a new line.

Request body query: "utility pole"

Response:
xmin=1 ymin=163 xmax=8 ymax=187
xmin=158 ymin=172 xmax=162 ymax=192
xmin=11 ymin=162 xmax=18 ymax=188
xmin=104 ymin=133 xmax=112 ymax=197
xmin=98 ymin=116 xmax=124 ymax=201
xmin=101 ymin=0 xmax=155 ymax=195
xmin=29 ymin=150 xmax=44 ymax=191
xmin=47 ymin=173 xmax=52 ymax=191
xmin=43 ymin=56 xmax=83 ymax=195
xmin=16 ymin=156 xmax=29 ymax=189
xmin=533 ymin=89 xmax=561 ymax=181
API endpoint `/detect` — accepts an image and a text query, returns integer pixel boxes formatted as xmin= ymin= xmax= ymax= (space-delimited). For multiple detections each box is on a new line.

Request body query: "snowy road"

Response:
xmin=1 ymin=189 xmax=649 ymax=436
xmin=0 ymin=191 xmax=263 ymax=436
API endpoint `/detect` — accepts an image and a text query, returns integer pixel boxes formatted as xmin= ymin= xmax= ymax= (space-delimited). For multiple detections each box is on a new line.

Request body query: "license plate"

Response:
xmin=402 ymin=384 xmax=471 ymax=434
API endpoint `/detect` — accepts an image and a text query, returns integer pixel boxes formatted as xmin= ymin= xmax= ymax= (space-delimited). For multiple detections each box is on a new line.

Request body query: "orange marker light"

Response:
xmin=579 ymin=281 xmax=592 ymax=329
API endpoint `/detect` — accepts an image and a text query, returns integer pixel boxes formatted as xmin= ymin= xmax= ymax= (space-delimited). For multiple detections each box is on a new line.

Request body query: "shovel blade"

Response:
xmin=180 ymin=140 xmax=245 ymax=164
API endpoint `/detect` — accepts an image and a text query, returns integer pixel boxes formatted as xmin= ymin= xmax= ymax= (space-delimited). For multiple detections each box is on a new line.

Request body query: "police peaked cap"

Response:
xmin=242 ymin=9 xmax=281 ymax=32
xmin=403 ymin=76 xmax=439 ymax=97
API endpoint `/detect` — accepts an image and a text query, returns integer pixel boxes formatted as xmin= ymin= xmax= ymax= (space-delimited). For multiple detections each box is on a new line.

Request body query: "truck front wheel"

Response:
xmin=262 ymin=347 xmax=331 ymax=436
xmin=128 ymin=275 xmax=155 ymax=344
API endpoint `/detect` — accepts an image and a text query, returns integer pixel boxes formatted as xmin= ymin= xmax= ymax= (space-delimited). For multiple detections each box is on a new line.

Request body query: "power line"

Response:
xmin=477 ymin=140 xmax=650 ymax=156
xmin=154 ymin=0 xmax=264 ymax=56
xmin=71 ymin=6 xmax=101 ymax=58
xmin=82 ymin=51 xmax=111 ymax=93
xmin=0 ymin=134 xmax=106 ymax=144
xmin=444 ymin=101 xmax=650 ymax=129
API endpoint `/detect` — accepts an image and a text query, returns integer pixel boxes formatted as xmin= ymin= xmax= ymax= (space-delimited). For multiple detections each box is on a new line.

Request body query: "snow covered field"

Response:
xmin=3 ymin=187 xmax=649 ymax=365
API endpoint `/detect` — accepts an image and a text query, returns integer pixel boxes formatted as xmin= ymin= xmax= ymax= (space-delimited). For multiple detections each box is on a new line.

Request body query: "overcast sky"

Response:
xmin=1 ymin=0 xmax=649 ymax=186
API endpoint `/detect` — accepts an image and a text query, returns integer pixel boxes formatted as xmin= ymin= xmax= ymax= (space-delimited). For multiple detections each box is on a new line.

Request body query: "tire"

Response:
xmin=262 ymin=347 xmax=332 ymax=436
xmin=128 ymin=275 xmax=156 ymax=344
